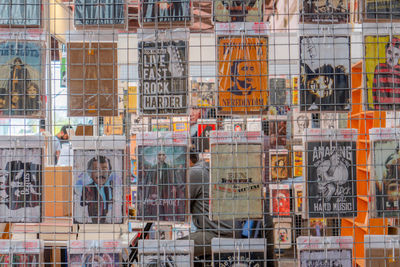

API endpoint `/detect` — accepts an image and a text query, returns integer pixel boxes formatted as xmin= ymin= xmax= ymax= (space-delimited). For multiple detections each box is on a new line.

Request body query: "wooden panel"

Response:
xmin=44 ymin=166 xmax=72 ymax=217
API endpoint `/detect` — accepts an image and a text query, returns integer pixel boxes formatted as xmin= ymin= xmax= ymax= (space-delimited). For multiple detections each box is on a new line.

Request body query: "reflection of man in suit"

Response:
xmin=227 ymin=59 xmax=257 ymax=96
xmin=80 ymin=156 xmax=113 ymax=223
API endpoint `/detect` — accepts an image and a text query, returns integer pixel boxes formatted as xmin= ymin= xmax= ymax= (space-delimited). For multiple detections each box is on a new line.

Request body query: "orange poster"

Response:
xmin=218 ymin=37 xmax=268 ymax=114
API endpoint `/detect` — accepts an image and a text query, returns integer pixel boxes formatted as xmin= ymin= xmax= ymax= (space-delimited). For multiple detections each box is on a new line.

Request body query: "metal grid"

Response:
xmin=0 ymin=0 xmax=399 ymax=266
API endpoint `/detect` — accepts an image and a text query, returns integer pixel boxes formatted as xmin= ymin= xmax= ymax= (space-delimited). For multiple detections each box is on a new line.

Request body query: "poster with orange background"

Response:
xmin=218 ymin=36 xmax=268 ymax=114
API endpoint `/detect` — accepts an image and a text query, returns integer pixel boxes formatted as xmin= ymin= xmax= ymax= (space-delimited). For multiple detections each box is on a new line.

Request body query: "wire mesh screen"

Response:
xmin=0 ymin=0 xmax=400 ymax=266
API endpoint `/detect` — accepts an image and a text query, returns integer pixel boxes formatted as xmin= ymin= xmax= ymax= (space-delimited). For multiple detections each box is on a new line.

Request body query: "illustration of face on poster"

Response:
xmin=300 ymin=0 xmax=349 ymax=23
xmin=139 ymin=40 xmax=188 ymax=114
xmin=364 ymin=0 xmax=400 ymax=21
xmin=300 ymin=250 xmax=352 ymax=267
xmin=210 ymin=143 xmax=263 ymax=220
xmin=0 ymin=41 xmax=43 ymax=117
xmin=218 ymin=37 xmax=268 ymax=114
xmin=197 ymin=123 xmax=216 ymax=152
xmin=306 ymin=141 xmax=356 ymax=217
xmin=321 ymin=113 xmax=338 ymax=129
xmin=269 ymin=120 xmax=287 ymax=147
xmin=0 ymin=148 xmax=42 ymax=223
xmin=73 ymin=150 xmax=124 ymax=224
xmin=270 ymin=154 xmax=289 ymax=180
xmin=365 ymin=35 xmax=400 ymax=110
xmin=70 ymin=253 xmax=119 ymax=267
xmin=273 ymin=222 xmax=292 ymax=249
xmin=137 ymin=146 xmax=187 ymax=221
xmin=293 ymin=109 xmax=311 ymax=138
xmin=373 ymin=140 xmax=400 ymax=217
xmin=141 ymin=0 xmax=191 ymax=23
xmin=214 ymin=0 xmax=263 ymax=22
xmin=271 ymin=187 xmax=291 ymax=216
xmin=68 ymin=42 xmax=118 ymax=116
xmin=300 ymin=36 xmax=350 ymax=111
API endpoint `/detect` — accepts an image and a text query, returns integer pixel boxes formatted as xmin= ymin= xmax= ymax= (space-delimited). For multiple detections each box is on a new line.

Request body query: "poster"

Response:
xmin=68 ymin=42 xmax=118 ymax=116
xmin=365 ymin=35 xmax=400 ymax=110
xmin=0 ymin=40 xmax=43 ymax=117
xmin=190 ymin=79 xmax=215 ymax=107
xmin=210 ymin=131 xmax=263 ymax=220
xmin=300 ymin=250 xmax=352 ymax=267
xmin=197 ymin=119 xmax=217 ymax=153
xmin=305 ymin=129 xmax=357 ymax=218
xmin=294 ymin=183 xmax=304 ymax=215
xmin=214 ymin=0 xmax=263 ymax=22
xmin=269 ymin=78 xmax=287 ymax=106
xmin=74 ymin=0 xmax=125 ymax=26
xmin=0 ymin=240 xmax=43 ymax=265
xmin=269 ymin=119 xmax=287 ymax=146
xmin=0 ymin=0 xmax=40 ymax=26
xmin=139 ymin=40 xmax=188 ymax=114
xmin=149 ymin=224 xmax=172 ymax=240
xmin=273 ymin=219 xmax=292 ymax=249
xmin=300 ymin=36 xmax=351 ymax=111
xmin=247 ymin=118 xmax=262 ymax=131
xmin=141 ymin=0 xmax=191 ymax=24
xmin=370 ymin=128 xmax=400 ymax=217
xmin=103 ymin=116 xmax=124 ymax=135
xmin=223 ymin=118 xmax=246 ymax=132
xmin=69 ymin=240 xmax=122 ymax=267
xmin=293 ymin=147 xmax=304 ymax=177
xmin=136 ymin=132 xmax=188 ymax=222
xmin=292 ymin=108 xmax=311 ymax=139
xmin=309 ymin=218 xmax=327 ymax=236
xmin=321 ymin=113 xmax=338 ymax=129
xmin=127 ymin=86 xmax=138 ymax=113
xmin=269 ymin=149 xmax=290 ymax=180
xmin=269 ymin=184 xmax=291 ymax=216
xmin=151 ymin=118 xmax=170 ymax=132
xmin=72 ymin=145 xmax=124 ymax=224
xmin=300 ymin=0 xmax=349 ymax=23
xmin=172 ymin=117 xmax=189 ymax=132
xmin=364 ymin=0 xmax=400 ymax=21
xmin=0 ymin=146 xmax=42 ymax=223
xmin=218 ymin=36 xmax=268 ymax=114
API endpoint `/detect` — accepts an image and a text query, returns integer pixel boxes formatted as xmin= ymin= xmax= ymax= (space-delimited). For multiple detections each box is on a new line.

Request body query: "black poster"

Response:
xmin=141 ymin=0 xmax=191 ymax=23
xmin=139 ymin=40 xmax=188 ymax=114
xmin=365 ymin=0 xmax=400 ymax=21
xmin=300 ymin=0 xmax=349 ymax=23
xmin=300 ymin=36 xmax=351 ymax=111
xmin=306 ymin=141 xmax=356 ymax=217
xmin=213 ymin=252 xmax=265 ymax=266
xmin=74 ymin=0 xmax=125 ymax=26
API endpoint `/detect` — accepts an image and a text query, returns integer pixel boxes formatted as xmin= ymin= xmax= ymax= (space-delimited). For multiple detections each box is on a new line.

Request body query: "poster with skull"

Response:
xmin=305 ymin=128 xmax=357 ymax=218
xmin=300 ymin=35 xmax=351 ymax=111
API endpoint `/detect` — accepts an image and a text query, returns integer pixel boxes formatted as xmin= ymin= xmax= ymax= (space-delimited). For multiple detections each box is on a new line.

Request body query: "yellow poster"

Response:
xmin=365 ymin=35 xmax=400 ymax=110
xmin=218 ymin=37 xmax=268 ymax=114
xmin=293 ymin=151 xmax=303 ymax=177
xmin=128 ymin=86 xmax=138 ymax=113
xmin=104 ymin=115 xmax=124 ymax=135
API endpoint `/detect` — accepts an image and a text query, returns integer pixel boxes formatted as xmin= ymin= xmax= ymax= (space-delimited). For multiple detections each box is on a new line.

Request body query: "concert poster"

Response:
xmin=300 ymin=35 xmax=351 ymax=111
xmin=218 ymin=36 xmax=268 ymax=114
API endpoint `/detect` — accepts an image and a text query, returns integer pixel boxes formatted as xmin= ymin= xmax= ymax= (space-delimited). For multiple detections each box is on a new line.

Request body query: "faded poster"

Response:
xmin=218 ymin=37 xmax=268 ymax=114
xmin=300 ymin=250 xmax=352 ymax=267
xmin=306 ymin=141 xmax=357 ymax=217
xmin=139 ymin=40 xmax=188 ymax=114
xmin=300 ymin=0 xmax=349 ymax=23
xmin=213 ymin=0 xmax=263 ymax=22
xmin=292 ymin=108 xmax=311 ymax=140
xmin=210 ymin=131 xmax=263 ymax=220
xmin=136 ymin=132 xmax=188 ymax=222
xmin=0 ymin=41 xmax=43 ymax=117
xmin=364 ymin=0 xmax=400 ymax=21
xmin=365 ymin=35 xmax=400 ymax=110
xmin=300 ymin=36 xmax=351 ymax=111
xmin=73 ymin=149 xmax=124 ymax=224
xmin=141 ymin=0 xmax=191 ymax=23
xmin=269 ymin=78 xmax=287 ymax=106
xmin=0 ymin=148 xmax=42 ymax=223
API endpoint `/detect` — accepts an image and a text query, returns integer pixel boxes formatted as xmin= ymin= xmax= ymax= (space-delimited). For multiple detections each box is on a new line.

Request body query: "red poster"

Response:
xmin=270 ymin=185 xmax=291 ymax=216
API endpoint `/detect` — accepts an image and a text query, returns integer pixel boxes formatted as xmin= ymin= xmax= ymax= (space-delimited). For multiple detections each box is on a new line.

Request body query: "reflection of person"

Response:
xmin=54 ymin=125 xmax=74 ymax=164
xmin=227 ymin=59 xmax=257 ymax=96
xmin=80 ymin=156 xmax=113 ymax=223
xmin=372 ymin=37 xmax=400 ymax=109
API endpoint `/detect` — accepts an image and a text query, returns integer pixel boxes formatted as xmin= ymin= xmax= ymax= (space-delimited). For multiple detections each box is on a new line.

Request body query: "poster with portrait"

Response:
xmin=363 ymin=0 xmax=400 ymax=22
xmin=305 ymin=128 xmax=357 ymax=218
xmin=297 ymin=236 xmax=353 ymax=267
xmin=273 ymin=218 xmax=292 ymax=249
xmin=212 ymin=238 xmax=266 ymax=266
xmin=210 ymin=131 xmax=263 ymax=220
xmin=0 ymin=136 xmax=43 ymax=223
xmin=321 ymin=113 xmax=338 ymax=129
xmin=74 ymin=0 xmax=125 ymax=27
xmin=197 ymin=119 xmax=217 ymax=153
xmin=69 ymin=240 xmax=123 ymax=267
xmin=0 ymin=240 xmax=43 ymax=265
xmin=68 ymin=42 xmax=118 ymax=116
xmin=140 ymin=0 xmax=191 ymax=25
xmin=218 ymin=36 xmax=268 ymax=114
xmin=300 ymin=35 xmax=351 ymax=111
xmin=269 ymin=183 xmax=291 ymax=216
xmin=72 ymin=136 xmax=125 ymax=224
xmin=139 ymin=39 xmax=188 ymax=115
xmin=213 ymin=0 xmax=263 ymax=22
xmin=223 ymin=118 xmax=246 ymax=132
xmin=136 ymin=132 xmax=188 ymax=222
xmin=293 ymin=108 xmax=311 ymax=140
xmin=293 ymin=146 xmax=304 ymax=177
xmin=138 ymin=240 xmax=193 ymax=267
xmin=270 ymin=149 xmax=290 ymax=180
xmin=190 ymin=79 xmax=215 ymax=107
xmin=0 ymin=0 xmax=41 ymax=26
xmin=370 ymin=128 xmax=400 ymax=217
xmin=0 ymin=40 xmax=44 ymax=117
xmin=269 ymin=119 xmax=287 ymax=147
xmin=300 ymin=0 xmax=349 ymax=23
xmin=365 ymin=35 xmax=400 ymax=110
